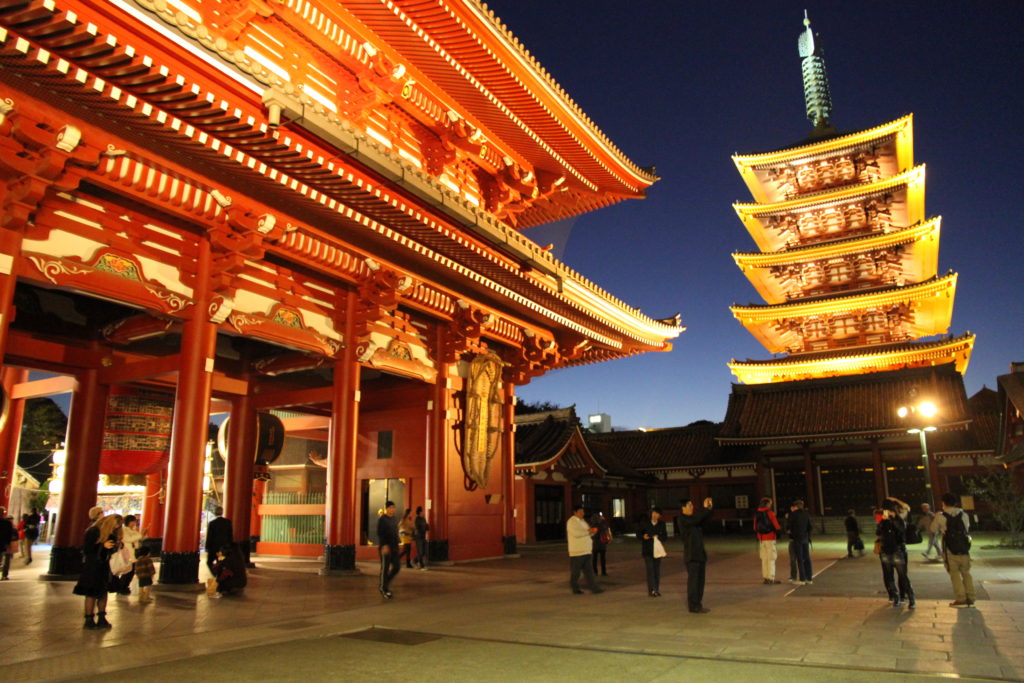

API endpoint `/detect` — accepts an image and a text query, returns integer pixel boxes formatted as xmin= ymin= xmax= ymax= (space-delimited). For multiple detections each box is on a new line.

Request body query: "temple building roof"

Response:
xmin=513 ymin=406 xmax=645 ymax=479
xmin=585 ymin=421 xmax=751 ymax=470
xmin=719 ymin=364 xmax=971 ymax=444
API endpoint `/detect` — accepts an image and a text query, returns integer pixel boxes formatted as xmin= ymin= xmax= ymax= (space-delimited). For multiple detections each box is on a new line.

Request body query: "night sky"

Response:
xmin=486 ymin=1 xmax=1024 ymax=429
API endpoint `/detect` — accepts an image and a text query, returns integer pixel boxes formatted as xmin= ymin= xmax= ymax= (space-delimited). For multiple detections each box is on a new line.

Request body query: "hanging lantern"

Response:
xmin=216 ymin=412 xmax=285 ymax=481
xmin=99 ymin=386 xmax=173 ymax=475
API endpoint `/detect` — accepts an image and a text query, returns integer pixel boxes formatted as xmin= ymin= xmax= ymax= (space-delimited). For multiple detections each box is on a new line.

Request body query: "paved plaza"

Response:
xmin=2 ymin=534 xmax=1023 ymax=681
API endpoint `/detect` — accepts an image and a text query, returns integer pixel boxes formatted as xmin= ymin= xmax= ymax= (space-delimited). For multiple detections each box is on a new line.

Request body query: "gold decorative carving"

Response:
xmin=461 ymin=353 xmax=503 ymax=490
xmin=144 ymin=287 xmax=187 ymax=312
xmin=25 ymin=256 xmax=88 ymax=285
xmin=94 ymin=253 xmax=142 ymax=281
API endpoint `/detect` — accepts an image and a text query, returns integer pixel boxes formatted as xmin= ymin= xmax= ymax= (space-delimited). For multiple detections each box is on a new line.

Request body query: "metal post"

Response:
xmin=918 ymin=430 xmax=934 ymax=509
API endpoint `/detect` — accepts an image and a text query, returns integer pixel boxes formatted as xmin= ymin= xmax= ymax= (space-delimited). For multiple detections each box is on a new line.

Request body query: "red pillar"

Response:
xmin=47 ymin=367 xmax=107 ymax=576
xmin=501 ymin=381 xmax=517 ymax=555
xmin=323 ymin=290 xmax=360 ymax=573
xmin=0 ymin=367 xmax=29 ymax=512
xmin=141 ymin=471 xmax=164 ymax=541
xmin=426 ymin=327 xmax=449 ymax=561
xmin=0 ymin=227 xmax=21 ymax=364
xmin=225 ymin=389 xmax=256 ymax=561
xmin=159 ymin=239 xmax=216 ymax=584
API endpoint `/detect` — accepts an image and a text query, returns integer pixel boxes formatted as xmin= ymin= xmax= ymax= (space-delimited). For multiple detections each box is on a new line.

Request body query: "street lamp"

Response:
xmin=897 ymin=400 xmax=938 ymax=508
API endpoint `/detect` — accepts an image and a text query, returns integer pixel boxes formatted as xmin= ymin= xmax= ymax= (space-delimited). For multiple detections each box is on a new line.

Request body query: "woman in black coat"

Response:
xmin=638 ymin=507 xmax=667 ymax=597
xmin=73 ymin=514 xmax=122 ymax=629
xmin=876 ymin=498 xmax=914 ymax=609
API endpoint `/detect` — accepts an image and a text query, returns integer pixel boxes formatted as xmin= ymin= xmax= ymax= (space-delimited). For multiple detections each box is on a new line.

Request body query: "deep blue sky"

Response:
xmin=488 ymin=1 xmax=1024 ymax=429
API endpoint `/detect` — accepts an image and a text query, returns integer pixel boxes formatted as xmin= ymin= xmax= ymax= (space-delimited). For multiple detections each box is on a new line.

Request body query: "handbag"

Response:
xmin=904 ymin=523 xmax=923 ymax=545
xmin=600 ymin=530 xmax=612 ymax=544
xmin=109 ymin=546 xmax=133 ymax=576
xmin=652 ymin=537 xmax=667 ymax=559
xmin=873 ymin=539 xmax=882 ymax=555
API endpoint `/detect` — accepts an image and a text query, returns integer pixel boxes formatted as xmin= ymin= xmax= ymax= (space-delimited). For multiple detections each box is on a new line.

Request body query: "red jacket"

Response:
xmin=754 ymin=507 xmax=781 ymax=541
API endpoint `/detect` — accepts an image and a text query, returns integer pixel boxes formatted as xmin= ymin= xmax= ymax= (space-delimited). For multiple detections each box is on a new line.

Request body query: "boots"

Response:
xmin=83 ymin=614 xmax=97 ymax=629
xmin=96 ymin=612 xmax=112 ymax=629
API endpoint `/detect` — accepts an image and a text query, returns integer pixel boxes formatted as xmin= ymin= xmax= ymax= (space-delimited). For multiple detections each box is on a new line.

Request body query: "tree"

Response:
xmin=966 ymin=467 xmax=1024 ymax=547
xmin=17 ymin=398 xmax=68 ymax=483
xmin=514 ymin=400 xmax=563 ymax=416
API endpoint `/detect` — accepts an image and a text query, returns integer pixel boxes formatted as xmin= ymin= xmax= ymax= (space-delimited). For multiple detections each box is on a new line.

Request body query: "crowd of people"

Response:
xmin=562 ymin=492 xmax=977 ymax=615
xmin=0 ymin=489 xmax=984 ymax=626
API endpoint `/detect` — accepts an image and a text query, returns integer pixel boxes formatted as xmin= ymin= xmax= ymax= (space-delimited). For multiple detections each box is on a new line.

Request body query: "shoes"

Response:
xmin=649 ymin=591 xmax=657 ymax=597
xmin=949 ymin=600 xmax=968 ymax=607
xmin=118 ymin=590 xmax=131 ymax=596
xmin=788 ymin=579 xmax=802 ymax=585
xmin=921 ymin=553 xmax=931 ymax=560
xmin=83 ymin=615 xmax=97 ymax=630
xmin=379 ymin=589 xmax=394 ymax=599
xmin=768 ymin=579 xmax=780 ymax=584
xmin=892 ymin=599 xmax=901 ymax=608
xmin=689 ymin=607 xmax=710 ymax=614
xmin=592 ymin=588 xmax=604 ymax=594
xmin=572 ymin=589 xmax=584 ymax=594
xmin=96 ymin=614 xmax=112 ymax=628
xmin=25 ymin=559 xmax=31 ymax=565
xmin=805 ymin=580 xmax=814 ymax=585
xmin=652 ymin=591 xmax=661 ymax=597
xmin=601 ymin=572 xmax=608 ymax=577
xmin=209 ymin=592 xmax=222 ymax=599
xmin=966 ymin=599 xmax=975 ymax=606
xmin=908 ymin=599 xmax=916 ymax=610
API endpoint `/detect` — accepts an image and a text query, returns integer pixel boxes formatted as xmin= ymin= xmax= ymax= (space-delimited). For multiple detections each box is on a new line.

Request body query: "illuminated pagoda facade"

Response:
xmin=718 ymin=15 xmax=989 ymax=516
xmin=0 ymin=0 xmax=682 ymax=583
xmin=728 ymin=14 xmax=973 ymax=385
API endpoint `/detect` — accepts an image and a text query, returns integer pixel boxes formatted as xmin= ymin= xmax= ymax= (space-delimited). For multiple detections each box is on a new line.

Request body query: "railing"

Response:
xmin=260 ymin=514 xmax=325 ymax=544
xmin=262 ymin=491 xmax=326 ymax=505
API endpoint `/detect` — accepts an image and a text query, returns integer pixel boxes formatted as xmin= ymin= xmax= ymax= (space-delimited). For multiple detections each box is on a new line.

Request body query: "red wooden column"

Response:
xmin=500 ymin=381 xmax=517 ymax=555
xmin=159 ymin=239 xmax=217 ymax=585
xmin=225 ymin=388 xmax=256 ymax=563
xmin=0 ymin=227 xmax=22 ymax=365
xmin=141 ymin=471 xmax=164 ymax=542
xmin=0 ymin=367 xmax=28 ymax=512
xmin=323 ymin=290 xmax=360 ymax=573
xmin=426 ymin=326 xmax=450 ymax=562
xmin=46 ymin=366 xmax=108 ymax=577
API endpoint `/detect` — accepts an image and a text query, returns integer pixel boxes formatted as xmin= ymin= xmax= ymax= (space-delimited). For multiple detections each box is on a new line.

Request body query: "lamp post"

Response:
xmin=897 ymin=400 xmax=938 ymax=509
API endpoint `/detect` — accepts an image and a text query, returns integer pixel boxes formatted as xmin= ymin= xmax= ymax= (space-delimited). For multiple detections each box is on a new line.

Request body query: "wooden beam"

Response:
xmin=5 ymin=330 xmax=105 ymax=372
xmin=10 ymin=375 xmax=77 ymax=399
xmin=97 ymin=355 xmax=180 ymax=385
xmin=253 ymin=385 xmax=333 ymax=410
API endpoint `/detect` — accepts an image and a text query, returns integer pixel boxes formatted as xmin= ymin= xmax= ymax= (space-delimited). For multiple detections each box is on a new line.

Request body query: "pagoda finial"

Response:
xmin=797 ymin=11 xmax=836 ymax=136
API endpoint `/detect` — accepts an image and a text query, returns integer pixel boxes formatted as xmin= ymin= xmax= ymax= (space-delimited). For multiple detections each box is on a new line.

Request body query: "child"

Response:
xmin=134 ymin=546 xmax=155 ymax=603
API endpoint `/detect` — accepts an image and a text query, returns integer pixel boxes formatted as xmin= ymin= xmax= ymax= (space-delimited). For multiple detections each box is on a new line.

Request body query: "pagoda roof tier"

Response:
xmin=734 ymin=166 xmax=926 ymax=253
xmin=733 ymin=115 xmax=914 ymax=203
xmin=728 ymin=333 xmax=974 ymax=385
xmin=0 ymin=3 xmax=682 ymax=365
xmin=733 ymin=219 xmax=941 ymax=304
xmin=731 ymin=274 xmax=958 ymax=353
xmin=718 ymin=363 xmax=970 ymax=445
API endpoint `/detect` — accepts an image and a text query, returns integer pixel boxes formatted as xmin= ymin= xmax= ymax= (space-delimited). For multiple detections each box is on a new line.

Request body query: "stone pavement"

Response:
xmin=2 ymin=534 xmax=1023 ymax=681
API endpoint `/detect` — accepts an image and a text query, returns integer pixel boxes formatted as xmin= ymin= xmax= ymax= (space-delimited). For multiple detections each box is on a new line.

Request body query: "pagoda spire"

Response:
xmin=798 ymin=11 xmax=836 ymax=136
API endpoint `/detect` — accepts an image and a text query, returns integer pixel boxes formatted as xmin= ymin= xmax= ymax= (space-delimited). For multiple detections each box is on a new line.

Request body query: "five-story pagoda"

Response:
xmin=728 ymin=13 xmax=974 ymax=385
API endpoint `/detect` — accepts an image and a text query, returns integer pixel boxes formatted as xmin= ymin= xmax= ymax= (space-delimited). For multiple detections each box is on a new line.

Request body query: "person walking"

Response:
xmin=844 ymin=509 xmax=864 ymax=558
xmin=877 ymin=498 xmax=915 ymax=609
xmin=678 ymin=496 xmax=714 ymax=613
xmin=754 ymin=497 xmax=781 ymax=584
xmin=413 ymin=506 xmax=430 ymax=570
xmin=22 ymin=507 xmax=40 ymax=564
xmin=73 ymin=514 xmax=123 ymax=629
xmin=591 ymin=511 xmax=610 ymax=577
xmin=204 ymin=507 xmax=233 ymax=574
xmin=639 ymin=507 xmax=667 ymax=597
xmin=787 ymin=500 xmax=813 ymax=584
xmin=398 ymin=508 xmax=414 ymax=569
xmin=931 ymin=491 xmax=976 ymax=607
xmin=0 ymin=509 xmax=14 ymax=580
xmin=566 ymin=505 xmax=603 ymax=595
xmin=376 ymin=501 xmax=401 ymax=599
xmin=918 ymin=503 xmax=941 ymax=561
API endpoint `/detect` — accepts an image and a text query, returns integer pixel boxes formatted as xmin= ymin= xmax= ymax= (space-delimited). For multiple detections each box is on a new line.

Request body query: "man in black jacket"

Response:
xmin=679 ymin=496 xmax=714 ymax=613
xmin=377 ymin=501 xmax=401 ymax=598
xmin=413 ymin=506 xmax=430 ymax=570
xmin=205 ymin=507 xmax=233 ymax=573
xmin=787 ymin=500 xmax=813 ymax=584
xmin=0 ymin=508 xmax=14 ymax=579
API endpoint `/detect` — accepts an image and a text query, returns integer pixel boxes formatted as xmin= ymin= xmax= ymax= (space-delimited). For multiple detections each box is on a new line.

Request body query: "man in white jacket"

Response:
xmin=566 ymin=505 xmax=603 ymax=595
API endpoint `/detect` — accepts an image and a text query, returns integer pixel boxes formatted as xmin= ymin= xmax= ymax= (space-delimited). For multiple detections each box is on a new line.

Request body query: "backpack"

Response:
xmin=755 ymin=510 xmax=774 ymax=535
xmin=943 ymin=511 xmax=971 ymax=555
